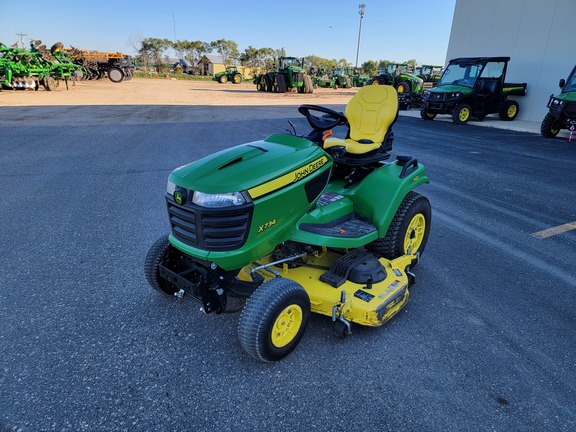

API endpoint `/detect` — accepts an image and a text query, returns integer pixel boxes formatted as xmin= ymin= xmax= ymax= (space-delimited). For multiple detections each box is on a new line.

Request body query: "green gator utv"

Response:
xmin=254 ymin=56 xmax=313 ymax=93
xmin=541 ymin=65 xmax=576 ymax=138
xmin=332 ymin=68 xmax=352 ymax=89
xmin=213 ymin=65 xmax=243 ymax=84
xmin=420 ymin=57 xmax=527 ymax=124
xmin=368 ymin=63 xmax=424 ymax=109
xmin=145 ymin=85 xmax=431 ymax=362
xmin=416 ymin=65 xmax=443 ymax=88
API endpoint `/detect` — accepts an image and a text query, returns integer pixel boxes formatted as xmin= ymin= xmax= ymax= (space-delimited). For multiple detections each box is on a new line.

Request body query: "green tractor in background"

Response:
xmin=368 ymin=63 xmax=423 ymax=109
xmin=213 ymin=65 xmax=243 ymax=84
xmin=348 ymin=67 xmax=370 ymax=87
xmin=415 ymin=65 xmax=444 ymax=88
xmin=254 ymin=56 xmax=314 ymax=93
xmin=332 ymin=68 xmax=352 ymax=89
xmin=311 ymin=68 xmax=336 ymax=89
xmin=541 ymin=65 xmax=576 ymax=139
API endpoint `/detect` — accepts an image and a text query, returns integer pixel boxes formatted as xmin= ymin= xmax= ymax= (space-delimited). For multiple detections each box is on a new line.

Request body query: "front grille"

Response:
xmin=166 ymin=197 xmax=253 ymax=251
xmin=293 ymin=72 xmax=304 ymax=83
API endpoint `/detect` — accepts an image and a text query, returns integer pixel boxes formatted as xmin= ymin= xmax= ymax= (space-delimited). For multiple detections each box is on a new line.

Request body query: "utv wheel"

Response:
xmin=367 ymin=191 xmax=431 ymax=261
xmin=238 ymin=278 xmax=310 ymax=362
xmin=219 ymin=75 xmax=228 ymax=84
xmin=540 ymin=113 xmax=561 ymax=138
xmin=420 ymin=104 xmax=436 ymax=120
xmin=144 ymin=235 xmax=179 ymax=296
xmin=499 ymin=100 xmax=519 ymax=121
xmin=452 ymin=103 xmax=472 ymax=124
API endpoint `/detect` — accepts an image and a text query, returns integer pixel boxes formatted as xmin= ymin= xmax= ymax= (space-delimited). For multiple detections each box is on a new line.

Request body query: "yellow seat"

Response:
xmin=324 ymin=85 xmax=398 ymax=154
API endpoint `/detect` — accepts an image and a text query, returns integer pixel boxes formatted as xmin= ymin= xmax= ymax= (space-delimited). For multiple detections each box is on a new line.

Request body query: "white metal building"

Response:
xmin=446 ymin=0 xmax=575 ymax=122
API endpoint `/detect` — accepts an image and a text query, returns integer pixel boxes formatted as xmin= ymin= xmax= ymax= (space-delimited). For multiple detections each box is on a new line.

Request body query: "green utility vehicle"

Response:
xmin=254 ymin=56 xmax=314 ymax=93
xmin=541 ymin=65 xmax=576 ymax=138
xmin=350 ymin=68 xmax=370 ymax=87
xmin=145 ymin=85 xmax=431 ymax=362
xmin=420 ymin=57 xmax=527 ymax=124
xmin=368 ymin=63 xmax=424 ymax=109
xmin=213 ymin=65 xmax=243 ymax=84
xmin=311 ymin=68 xmax=336 ymax=89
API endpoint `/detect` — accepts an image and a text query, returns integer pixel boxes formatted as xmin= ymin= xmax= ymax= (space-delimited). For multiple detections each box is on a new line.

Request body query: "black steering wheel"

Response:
xmin=298 ymin=104 xmax=348 ymax=131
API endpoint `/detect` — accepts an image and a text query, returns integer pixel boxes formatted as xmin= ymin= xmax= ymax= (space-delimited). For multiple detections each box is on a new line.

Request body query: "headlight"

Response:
xmin=167 ymin=180 xmax=176 ymax=195
xmin=192 ymin=191 xmax=248 ymax=208
xmin=552 ymin=99 xmax=563 ymax=106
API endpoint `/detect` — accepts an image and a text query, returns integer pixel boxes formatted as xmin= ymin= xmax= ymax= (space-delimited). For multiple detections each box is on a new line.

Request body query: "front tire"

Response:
xmin=238 ymin=278 xmax=310 ymax=362
xmin=367 ymin=191 xmax=431 ymax=261
xmin=540 ymin=112 xmax=561 ymax=138
xmin=218 ymin=75 xmax=228 ymax=84
xmin=144 ymin=235 xmax=179 ymax=296
xmin=452 ymin=103 xmax=472 ymax=124
xmin=420 ymin=103 xmax=436 ymax=120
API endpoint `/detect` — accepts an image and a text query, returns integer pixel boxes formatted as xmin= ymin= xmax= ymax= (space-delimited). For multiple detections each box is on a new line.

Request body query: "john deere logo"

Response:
xmin=174 ymin=191 xmax=183 ymax=204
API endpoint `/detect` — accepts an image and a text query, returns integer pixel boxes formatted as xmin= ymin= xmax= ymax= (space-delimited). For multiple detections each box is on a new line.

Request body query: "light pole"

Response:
xmin=355 ymin=3 xmax=366 ymax=68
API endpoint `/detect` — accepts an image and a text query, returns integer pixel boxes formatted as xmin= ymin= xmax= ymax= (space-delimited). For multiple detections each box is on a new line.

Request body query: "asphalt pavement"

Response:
xmin=1 ymin=105 xmax=575 ymax=431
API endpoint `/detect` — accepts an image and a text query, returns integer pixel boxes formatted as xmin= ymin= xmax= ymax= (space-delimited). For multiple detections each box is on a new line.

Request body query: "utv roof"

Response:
xmin=448 ymin=57 xmax=510 ymax=64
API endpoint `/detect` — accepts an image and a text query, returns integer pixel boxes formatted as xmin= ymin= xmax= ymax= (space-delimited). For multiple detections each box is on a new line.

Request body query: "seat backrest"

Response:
xmin=345 ymin=85 xmax=398 ymax=145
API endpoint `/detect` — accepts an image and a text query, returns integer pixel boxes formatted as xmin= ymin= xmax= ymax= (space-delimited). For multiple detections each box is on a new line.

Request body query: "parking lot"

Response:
xmin=1 ymin=80 xmax=575 ymax=431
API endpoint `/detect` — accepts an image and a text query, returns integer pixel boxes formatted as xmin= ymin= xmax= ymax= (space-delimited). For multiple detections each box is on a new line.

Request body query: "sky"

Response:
xmin=0 ymin=0 xmax=456 ymax=66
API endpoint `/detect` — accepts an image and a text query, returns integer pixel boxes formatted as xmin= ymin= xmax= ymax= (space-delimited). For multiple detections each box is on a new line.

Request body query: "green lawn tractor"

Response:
xmin=368 ymin=63 xmax=424 ymax=109
xmin=145 ymin=85 xmax=431 ymax=362
xmin=213 ymin=65 xmax=243 ymax=84
xmin=254 ymin=56 xmax=314 ymax=93
xmin=541 ymin=65 xmax=576 ymax=139
xmin=420 ymin=57 xmax=527 ymax=124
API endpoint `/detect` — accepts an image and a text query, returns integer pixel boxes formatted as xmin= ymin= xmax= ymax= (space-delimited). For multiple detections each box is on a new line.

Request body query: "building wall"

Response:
xmin=447 ymin=0 xmax=575 ymax=122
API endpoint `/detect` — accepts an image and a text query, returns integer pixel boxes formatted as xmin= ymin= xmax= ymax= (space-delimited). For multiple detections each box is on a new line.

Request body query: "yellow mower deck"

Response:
xmin=239 ymin=250 xmax=415 ymax=327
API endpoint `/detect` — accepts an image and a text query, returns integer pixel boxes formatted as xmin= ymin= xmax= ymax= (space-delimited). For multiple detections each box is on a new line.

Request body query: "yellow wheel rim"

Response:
xmin=507 ymin=104 xmax=517 ymax=118
xmin=372 ymin=80 xmax=379 ymax=85
xmin=459 ymin=108 xmax=470 ymax=122
xmin=397 ymin=85 xmax=405 ymax=93
xmin=551 ymin=123 xmax=560 ymax=134
xmin=271 ymin=304 xmax=303 ymax=348
xmin=404 ymin=214 xmax=426 ymax=254
xmin=234 ymin=75 xmax=241 ymax=83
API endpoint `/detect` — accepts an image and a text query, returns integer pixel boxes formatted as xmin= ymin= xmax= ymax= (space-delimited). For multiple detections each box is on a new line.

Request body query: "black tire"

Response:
xmin=144 ymin=235 xmax=179 ymax=296
xmin=264 ymin=74 xmax=274 ymax=92
xmin=420 ymin=103 xmax=436 ymax=120
xmin=367 ymin=191 xmax=431 ymax=261
xmin=276 ymin=74 xmax=287 ymax=93
xmin=218 ymin=75 xmax=228 ymax=84
xmin=452 ymin=102 xmax=472 ymax=124
xmin=540 ymin=112 xmax=561 ymax=138
xmin=232 ymin=73 xmax=242 ymax=84
xmin=43 ymin=76 xmax=57 ymax=91
xmin=396 ymin=81 xmax=410 ymax=94
xmin=108 ymin=67 xmax=124 ymax=83
xmin=238 ymin=278 xmax=310 ymax=362
xmin=499 ymin=99 xmax=519 ymax=121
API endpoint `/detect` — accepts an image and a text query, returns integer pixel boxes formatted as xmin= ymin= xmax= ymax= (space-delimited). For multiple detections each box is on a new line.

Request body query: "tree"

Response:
xmin=405 ymin=58 xmax=417 ymax=71
xmin=140 ymin=38 xmax=172 ymax=73
xmin=239 ymin=46 xmax=275 ymax=71
xmin=210 ymin=39 xmax=239 ymax=66
xmin=361 ymin=60 xmax=378 ymax=76
xmin=173 ymin=40 xmax=211 ymax=74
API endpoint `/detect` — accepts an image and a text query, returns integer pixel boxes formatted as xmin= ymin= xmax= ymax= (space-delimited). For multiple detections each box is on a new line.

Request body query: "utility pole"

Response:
xmin=355 ymin=4 xmax=366 ymax=68
xmin=16 ymin=33 xmax=28 ymax=49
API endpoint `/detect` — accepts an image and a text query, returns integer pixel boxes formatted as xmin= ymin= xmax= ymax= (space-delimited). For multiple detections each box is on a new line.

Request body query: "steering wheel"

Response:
xmin=298 ymin=104 xmax=348 ymax=131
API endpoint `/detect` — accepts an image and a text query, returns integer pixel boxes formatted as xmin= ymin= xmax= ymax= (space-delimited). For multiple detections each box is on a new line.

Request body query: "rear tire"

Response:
xmin=367 ymin=191 xmax=431 ymax=261
xmin=144 ymin=235 xmax=179 ymax=296
xmin=540 ymin=112 xmax=561 ymax=138
xmin=499 ymin=99 xmax=519 ymax=121
xmin=232 ymin=73 xmax=242 ymax=84
xmin=238 ymin=278 xmax=310 ymax=362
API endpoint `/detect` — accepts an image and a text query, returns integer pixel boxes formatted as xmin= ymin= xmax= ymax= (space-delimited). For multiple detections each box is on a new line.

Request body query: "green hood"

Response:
xmin=429 ymin=84 xmax=474 ymax=96
xmin=169 ymin=134 xmax=328 ymax=194
xmin=557 ymin=91 xmax=576 ymax=102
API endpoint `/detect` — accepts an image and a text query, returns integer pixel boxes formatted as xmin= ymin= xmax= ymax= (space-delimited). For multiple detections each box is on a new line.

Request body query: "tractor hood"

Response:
xmin=556 ymin=91 xmax=576 ymax=102
xmin=168 ymin=133 xmax=330 ymax=196
xmin=429 ymin=84 xmax=474 ymax=95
